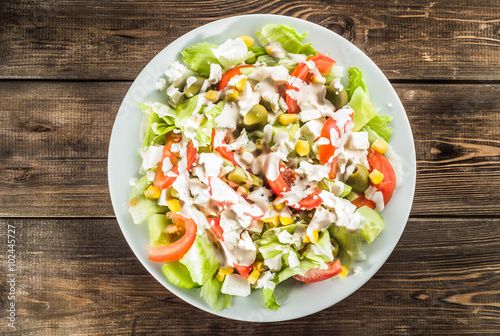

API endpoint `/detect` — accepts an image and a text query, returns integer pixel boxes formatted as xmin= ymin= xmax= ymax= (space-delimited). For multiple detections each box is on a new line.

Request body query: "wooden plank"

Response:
xmin=1 ymin=217 xmax=498 ymax=335
xmin=1 ymin=0 xmax=499 ymax=80
xmin=0 ymin=81 xmax=499 ymax=217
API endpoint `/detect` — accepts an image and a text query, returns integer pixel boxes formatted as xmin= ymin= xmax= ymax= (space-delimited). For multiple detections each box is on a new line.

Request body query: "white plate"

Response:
xmin=108 ymin=14 xmax=416 ymax=322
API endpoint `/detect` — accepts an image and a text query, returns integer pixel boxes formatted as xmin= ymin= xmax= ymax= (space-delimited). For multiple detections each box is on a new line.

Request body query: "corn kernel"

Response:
xmin=253 ymin=261 xmax=264 ymax=272
xmin=278 ymin=113 xmax=298 ymax=125
xmin=311 ymin=230 xmax=319 ymax=243
xmin=225 ymin=90 xmax=239 ymax=101
xmin=247 ymin=269 xmax=260 ymax=285
xmin=219 ymin=266 xmax=234 ymax=275
xmin=237 ymin=185 xmax=250 ymax=195
xmin=144 ymin=186 xmax=161 ymax=200
xmin=265 ymin=47 xmax=273 ymax=55
xmin=167 ymin=199 xmax=181 ymax=213
xmin=338 ymin=266 xmax=350 ymax=279
xmin=204 ymin=90 xmax=219 ymax=101
xmin=239 ymin=35 xmax=254 ymax=47
xmin=371 ymin=139 xmax=387 ymax=154
xmin=303 ymin=235 xmax=310 ymax=243
xmin=311 ymin=76 xmax=320 ymax=83
xmin=235 ymin=77 xmax=247 ymax=91
xmin=272 ymin=197 xmax=285 ymax=211
xmin=215 ymin=273 xmax=225 ymax=282
xmin=296 ymin=140 xmax=310 ymax=156
xmin=369 ymin=169 xmax=384 ymax=185
xmin=263 ymin=215 xmax=279 ymax=228
xmin=279 ymin=215 xmax=294 ymax=226
xmin=255 ymin=138 xmax=263 ymax=149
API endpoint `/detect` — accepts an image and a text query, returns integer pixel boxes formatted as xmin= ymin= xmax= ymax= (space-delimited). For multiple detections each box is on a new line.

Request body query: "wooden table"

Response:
xmin=1 ymin=1 xmax=499 ymax=334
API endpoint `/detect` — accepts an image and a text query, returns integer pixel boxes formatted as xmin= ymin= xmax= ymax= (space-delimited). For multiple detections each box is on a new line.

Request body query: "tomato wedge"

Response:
xmin=154 ymin=139 xmax=197 ymax=190
xmin=234 ymin=264 xmax=253 ymax=279
xmin=318 ymin=117 xmax=341 ymax=164
xmin=285 ymin=54 xmax=336 ymax=114
xmin=146 ymin=213 xmax=197 ymax=263
xmin=367 ymin=148 xmax=396 ymax=204
xmin=293 ymin=259 xmax=342 ymax=283
xmin=211 ymin=129 xmax=239 ymax=167
xmin=218 ymin=65 xmax=254 ymax=91
xmin=266 ymin=163 xmax=322 ymax=210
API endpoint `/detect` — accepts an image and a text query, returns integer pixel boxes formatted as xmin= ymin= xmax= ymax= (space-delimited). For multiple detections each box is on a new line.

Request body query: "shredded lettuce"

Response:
xmin=246 ymin=46 xmax=267 ymax=64
xmin=256 ymin=54 xmax=278 ymax=66
xmin=276 ymin=57 xmax=299 ymax=72
xmin=201 ymin=275 xmax=232 ymax=312
xmin=179 ymin=234 xmax=220 ymax=286
xmin=346 ymin=67 xmax=368 ymax=99
xmin=255 ymin=24 xmax=316 ymax=56
xmin=323 ymin=65 xmax=344 ymax=84
xmin=366 ymin=114 xmax=393 ymax=142
xmin=263 ymin=287 xmax=280 ymax=310
xmin=329 ymin=225 xmax=366 ymax=269
xmin=349 ymin=87 xmax=378 ymax=132
xmin=181 ymin=41 xmax=220 ymax=77
xmin=128 ymin=176 xmax=167 ymax=224
xmin=138 ymin=102 xmax=176 ymax=148
xmin=195 ymin=101 xmax=224 ymax=146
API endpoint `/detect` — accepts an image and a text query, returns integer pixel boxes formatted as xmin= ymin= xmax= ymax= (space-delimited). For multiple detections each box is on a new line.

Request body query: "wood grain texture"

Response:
xmin=1 ymin=81 xmax=499 ymax=217
xmin=0 ymin=217 xmax=498 ymax=335
xmin=1 ymin=0 xmax=499 ymax=80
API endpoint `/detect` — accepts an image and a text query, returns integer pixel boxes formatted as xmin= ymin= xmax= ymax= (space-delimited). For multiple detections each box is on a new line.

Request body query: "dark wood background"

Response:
xmin=1 ymin=1 xmax=499 ymax=335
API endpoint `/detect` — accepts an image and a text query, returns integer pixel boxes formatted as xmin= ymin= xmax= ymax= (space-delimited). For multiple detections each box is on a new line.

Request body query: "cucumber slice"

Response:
xmin=162 ymin=262 xmax=198 ymax=289
xmin=339 ymin=184 xmax=352 ymax=198
xmin=357 ymin=206 xmax=386 ymax=244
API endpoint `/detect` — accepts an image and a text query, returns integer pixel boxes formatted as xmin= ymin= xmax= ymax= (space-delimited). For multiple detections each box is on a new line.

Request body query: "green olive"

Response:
xmin=243 ymin=104 xmax=268 ymax=131
xmin=227 ymin=166 xmax=248 ymax=185
xmin=345 ymin=164 xmax=370 ymax=193
xmin=330 ymin=238 xmax=339 ymax=257
xmin=185 ymin=76 xmax=206 ymax=98
xmin=325 ymin=82 xmax=348 ymax=110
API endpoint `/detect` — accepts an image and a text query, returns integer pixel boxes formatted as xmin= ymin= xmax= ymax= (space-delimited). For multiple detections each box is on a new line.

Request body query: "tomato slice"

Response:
xmin=234 ymin=264 xmax=253 ymax=279
xmin=293 ymin=259 xmax=342 ymax=283
xmin=285 ymin=54 xmax=336 ymax=114
xmin=266 ymin=163 xmax=322 ymax=210
xmin=367 ymin=148 xmax=396 ymax=204
xmin=352 ymin=195 xmax=376 ymax=209
xmin=154 ymin=139 xmax=197 ymax=189
xmin=146 ymin=213 xmax=197 ymax=262
xmin=211 ymin=129 xmax=239 ymax=167
xmin=218 ymin=65 xmax=254 ymax=91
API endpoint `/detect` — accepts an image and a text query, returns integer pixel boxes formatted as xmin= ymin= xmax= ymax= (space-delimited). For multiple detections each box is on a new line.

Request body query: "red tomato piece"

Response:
xmin=217 ymin=65 xmax=254 ymax=91
xmin=293 ymin=259 xmax=342 ymax=283
xmin=367 ymin=148 xmax=396 ymax=204
xmin=146 ymin=213 xmax=197 ymax=263
xmin=154 ymin=139 xmax=196 ymax=190
xmin=211 ymin=129 xmax=239 ymax=167
xmin=234 ymin=264 xmax=253 ymax=279
xmin=266 ymin=163 xmax=322 ymax=211
xmin=318 ymin=117 xmax=341 ymax=164
xmin=285 ymin=54 xmax=336 ymax=114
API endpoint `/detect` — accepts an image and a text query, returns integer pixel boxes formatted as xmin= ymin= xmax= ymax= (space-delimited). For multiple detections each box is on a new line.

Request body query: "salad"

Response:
xmin=129 ymin=24 xmax=401 ymax=312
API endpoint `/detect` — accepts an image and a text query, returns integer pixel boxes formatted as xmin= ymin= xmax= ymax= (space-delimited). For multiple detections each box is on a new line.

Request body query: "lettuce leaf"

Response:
xmin=255 ymin=24 xmax=316 ymax=56
xmin=346 ymin=67 xmax=368 ymax=99
xmin=138 ymin=102 xmax=176 ymax=148
xmin=179 ymin=234 xmax=220 ymax=285
xmin=195 ymin=101 xmax=224 ymax=146
xmin=366 ymin=114 xmax=393 ymax=142
xmin=211 ymin=38 xmax=252 ymax=69
xmin=181 ymin=41 xmax=220 ymax=77
xmin=263 ymin=287 xmax=280 ymax=310
xmin=201 ymin=275 xmax=232 ymax=312
xmin=246 ymin=46 xmax=266 ymax=64
xmin=349 ymin=86 xmax=378 ymax=132
xmin=329 ymin=225 xmax=366 ymax=265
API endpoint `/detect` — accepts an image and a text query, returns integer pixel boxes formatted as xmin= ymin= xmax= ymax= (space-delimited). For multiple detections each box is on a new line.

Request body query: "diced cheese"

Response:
xmin=221 ymin=274 xmax=251 ymax=296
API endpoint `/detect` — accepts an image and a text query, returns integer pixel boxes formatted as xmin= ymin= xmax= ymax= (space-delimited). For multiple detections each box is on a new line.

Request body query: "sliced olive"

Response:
xmin=243 ymin=104 xmax=268 ymax=131
xmin=227 ymin=166 xmax=248 ymax=185
xmin=325 ymin=82 xmax=348 ymax=110
xmin=330 ymin=238 xmax=339 ymax=257
xmin=185 ymin=76 xmax=206 ymax=98
xmin=345 ymin=164 xmax=370 ymax=193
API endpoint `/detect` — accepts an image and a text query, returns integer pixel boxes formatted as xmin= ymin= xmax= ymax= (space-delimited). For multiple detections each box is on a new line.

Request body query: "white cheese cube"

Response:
xmin=346 ymin=132 xmax=369 ymax=150
xmin=221 ymin=274 xmax=251 ymax=297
